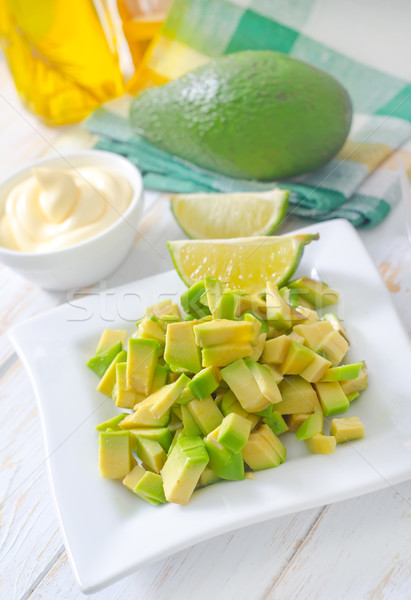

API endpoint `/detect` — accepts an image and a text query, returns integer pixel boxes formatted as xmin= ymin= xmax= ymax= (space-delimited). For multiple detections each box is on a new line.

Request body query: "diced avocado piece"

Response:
xmin=127 ymin=338 xmax=160 ymax=395
xmin=97 ymin=350 xmax=127 ymax=396
xmin=96 ymin=412 xmax=129 ymax=432
xmin=322 ymin=312 xmax=349 ymax=342
xmin=113 ymin=362 xmax=142 ymax=409
xmin=172 ymin=403 xmax=182 ymax=420
xmin=147 ymin=299 xmax=181 ymax=319
xmin=288 ymin=277 xmax=338 ymax=308
xmin=181 ymin=281 xmax=211 ymax=318
xmin=135 ymin=437 xmax=167 ymax=474
xmin=234 ymin=292 xmax=267 ymax=318
xmin=330 ymin=417 xmax=365 ymax=443
xmin=242 ymin=310 xmax=268 ymax=334
xmin=129 ymin=427 xmax=172 ymax=452
xmin=263 ymin=363 xmax=283 ymax=384
xmin=168 ymin=410 xmax=182 ymax=432
xmin=188 ymin=366 xmax=220 ymax=400
xmin=262 ymin=335 xmax=291 ymax=365
xmin=181 ymin=404 xmax=202 ymax=436
xmin=287 ymin=330 xmax=305 ymax=344
xmin=221 ymin=359 xmax=269 ymax=412
xmin=340 ymin=364 xmax=368 ymax=395
xmin=293 ymin=321 xmax=334 ymax=351
xmin=202 ymin=343 xmax=253 ymax=367
xmin=98 ymin=430 xmax=132 ymax=479
xmin=204 ymin=439 xmax=245 ymax=480
xmin=220 ymin=390 xmax=260 ymax=429
xmin=246 ymin=360 xmax=282 ymax=404
xmin=260 ymin=407 xmax=288 ymax=435
xmin=214 ymin=290 xmax=237 ymax=320
xmin=241 ymin=312 xmax=262 ymax=345
xmin=285 ymin=413 xmax=313 ymax=432
xmin=138 ymin=317 xmax=166 ymax=349
xmin=242 ymin=425 xmax=286 ymax=470
xmin=250 ymin=333 xmax=267 ymax=361
xmin=300 ymin=353 xmax=332 ymax=383
xmin=123 ymin=465 xmax=166 ymax=505
xmin=176 ymin=386 xmax=196 ymax=405
xmin=194 ymin=319 xmax=255 ymax=348
xmin=119 ymin=394 xmax=170 ymax=429
xmin=147 ymin=374 xmax=190 ymax=418
xmin=96 ymin=329 xmax=127 ymax=354
xmin=161 ymin=436 xmax=209 ymax=504
xmin=279 ymin=341 xmax=316 ymax=375
xmin=88 ymin=342 xmax=123 ymax=378
xmin=167 ymin=427 xmax=183 ymax=456
xmin=265 ymin=282 xmax=306 ymax=331
xmin=198 ymin=465 xmax=220 ymax=488
xmin=296 ymin=412 xmax=323 ymax=440
xmin=279 ymin=285 xmax=300 ymax=308
xmin=317 ymin=331 xmax=349 ymax=366
xmin=151 ymin=364 xmax=170 ymax=393
xmin=320 ymin=362 xmax=363 ymax=382
xmin=304 ymin=433 xmax=336 ymax=454
xmin=296 ymin=306 xmax=319 ymax=324
xmin=314 ymin=382 xmax=349 ymax=416
xmin=164 ymin=321 xmax=202 ymax=373
xmin=168 ymin=371 xmax=180 ymax=383
xmin=214 ymin=413 xmax=251 ymax=453
xmin=187 ymin=396 xmax=224 ymax=435
xmin=276 ymin=376 xmax=321 ymax=414
xmin=347 ymin=391 xmax=360 ymax=402
xmin=204 ymin=276 xmax=223 ymax=313
xmin=158 ymin=314 xmax=181 ymax=325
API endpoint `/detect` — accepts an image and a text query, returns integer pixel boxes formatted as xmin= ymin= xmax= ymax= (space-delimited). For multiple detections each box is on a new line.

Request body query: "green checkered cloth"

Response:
xmin=87 ymin=0 xmax=411 ymax=227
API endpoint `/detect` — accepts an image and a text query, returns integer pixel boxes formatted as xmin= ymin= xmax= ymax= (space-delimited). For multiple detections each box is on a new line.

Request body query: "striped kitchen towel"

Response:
xmin=87 ymin=0 xmax=411 ymax=227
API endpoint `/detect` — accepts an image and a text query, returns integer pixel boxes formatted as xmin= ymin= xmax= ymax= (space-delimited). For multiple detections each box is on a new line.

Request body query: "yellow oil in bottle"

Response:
xmin=0 ymin=0 xmax=125 ymax=125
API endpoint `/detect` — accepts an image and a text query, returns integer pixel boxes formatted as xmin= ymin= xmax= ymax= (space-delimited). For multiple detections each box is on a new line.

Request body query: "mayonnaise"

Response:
xmin=0 ymin=166 xmax=133 ymax=252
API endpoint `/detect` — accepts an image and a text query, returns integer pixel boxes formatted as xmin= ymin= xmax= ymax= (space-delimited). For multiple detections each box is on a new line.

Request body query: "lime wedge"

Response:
xmin=170 ymin=189 xmax=289 ymax=239
xmin=168 ymin=234 xmax=319 ymax=293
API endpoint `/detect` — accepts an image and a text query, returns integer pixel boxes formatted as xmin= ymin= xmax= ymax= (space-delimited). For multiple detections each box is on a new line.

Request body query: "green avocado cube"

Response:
xmin=204 ymin=439 xmax=244 ymax=480
xmin=96 ymin=413 xmax=129 ymax=432
xmin=289 ymin=277 xmax=338 ymax=309
xmin=215 ymin=413 xmax=251 ymax=453
xmin=198 ymin=465 xmax=220 ymax=488
xmin=151 ymin=364 xmax=170 ymax=392
xmin=97 ymin=350 xmax=127 ymax=397
xmin=181 ymin=404 xmax=202 ymax=436
xmin=187 ymin=396 xmax=224 ymax=435
xmin=164 ymin=321 xmax=202 ymax=373
xmin=127 ymin=338 xmax=160 ymax=395
xmin=123 ymin=465 xmax=166 ymax=505
xmin=340 ymin=364 xmax=368 ymax=395
xmin=280 ymin=341 xmax=316 ymax=375
xmin=176 ymin=386 xmax=196 ymax=405
xmin=296 ymin=412 xmax=323 ymax=440
xmin=167 ymin=428 xmax=184 ymax=456
xmin=314 ymin=382 xmax=349 ymax=416
xmin=214 ymin=290 xmax=237 ymax=320
xmin=98 ymin=430 xmax=132 ymax=479
xmin=221 ymin=359 xmax=269 ymax=412
xmin=161 ymin=436 xmax=209 ymax=504
xmin=220 ymin=390 xmax=260 ymax=429
xmin=193 ymin=319 xmax=255 ymax=347
xmin=188 ymin=366 xmax=220 ymax=400
xmin=246 ymin=360 xmax=282 ymax=404
xmin=204 ymin=276 xmax=223 ymax=313
xmin=129 ymin=427 xmax=172 ymax=452
xmin=347 ymin=391 xmax=360 ymax=402
xmin=201 ymin=343 xmax=253 ymax=367
xmin=135 ymin=437 xmax=167 ymax=474
xmin=88 ymin=342 xmax=123 ymax=378
xmin=320 ymin=362 xmax=363 ymax=382
xmin=181 ymin=281 xmax=211 ymax=318
xmin=261 ymin=408 xmax=288 ymax=435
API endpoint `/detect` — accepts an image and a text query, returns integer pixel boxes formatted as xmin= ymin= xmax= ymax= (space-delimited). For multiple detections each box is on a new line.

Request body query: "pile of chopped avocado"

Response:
xmin=88 ymin=276 xmax=367 ymax=506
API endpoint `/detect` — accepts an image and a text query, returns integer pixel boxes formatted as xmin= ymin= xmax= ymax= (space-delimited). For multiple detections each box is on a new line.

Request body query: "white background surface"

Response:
xmin=1 ymin=56 xmax=411 ymax=599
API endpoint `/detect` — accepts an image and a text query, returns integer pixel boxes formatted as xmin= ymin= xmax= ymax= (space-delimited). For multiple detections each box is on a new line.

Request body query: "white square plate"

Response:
xmin=10 ymin=219 xmax=411 ymax=593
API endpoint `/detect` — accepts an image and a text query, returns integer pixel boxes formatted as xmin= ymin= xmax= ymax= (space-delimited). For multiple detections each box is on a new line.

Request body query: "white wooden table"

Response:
xmin=1 ymin=60 xmax=411 ymax=600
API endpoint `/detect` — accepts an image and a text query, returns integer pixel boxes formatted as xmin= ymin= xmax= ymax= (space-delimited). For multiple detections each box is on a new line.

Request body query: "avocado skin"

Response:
xmin=130 ymin=50 xmax=352 ymax=180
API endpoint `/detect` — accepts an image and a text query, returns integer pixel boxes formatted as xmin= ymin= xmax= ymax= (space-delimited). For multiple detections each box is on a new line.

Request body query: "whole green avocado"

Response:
xmin=130 ymin=50 xmax=352 ymax=180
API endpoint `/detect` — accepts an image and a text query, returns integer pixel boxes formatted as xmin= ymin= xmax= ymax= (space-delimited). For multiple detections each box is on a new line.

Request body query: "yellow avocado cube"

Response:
xmin=304 ymin=433 xmax=336 ymax=454
xmin=250 ymin=333 xmax=266 ymax=361
xmin=194 ymin=319 xmax=255 ymax=347
xmin=262 ymin=335 xmax=291 ymax=365
xmin=330 ymin=417 xmax=365 ymax=443
xmin=164 ymin=321 xmax=202 ymax=373
xmin=113 ymin=362 xmax=143 ymax=409
xmin=340 ymin=364 xmax=368 ymax=395
xmin=221 ymin=359 xmax=270 ymax=412
xmin=98 ymin=430 xmax=133 ymax=479
xmin=317 ymin=331 xmax=349 ymax=366
xmin=285 ymin=413 xmax=314 ymax=432
xmin=201 ymin=343 xmax=253 ymax=367
xmin=279 ymin=341 xmax=316 ymax=375
xmin=293 ymin=321 xmax=334 ymax=350
xmin=96 ymin=329 xmax=127 ymax=353
xmin=276 ymin=376 xmax=321 ymax=414
xmin=300 ymin=353 xmax=332 ymax=383
xmin=127 ymin=338 xmax=160 ymax=395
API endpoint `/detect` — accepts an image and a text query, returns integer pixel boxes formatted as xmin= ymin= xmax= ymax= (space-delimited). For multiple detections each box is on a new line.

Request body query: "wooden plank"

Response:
xmin=27 ymin=507 xmax=324 ymax=600
xmin=0 ymin=361 xmax=63 ymax=600
xmin=265 ymin=481 xmax=411 ymax=600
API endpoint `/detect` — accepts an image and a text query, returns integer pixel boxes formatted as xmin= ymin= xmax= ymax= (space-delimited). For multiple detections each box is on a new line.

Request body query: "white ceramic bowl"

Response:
xmin=0 ymin=150 xmax=143 ymax=291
